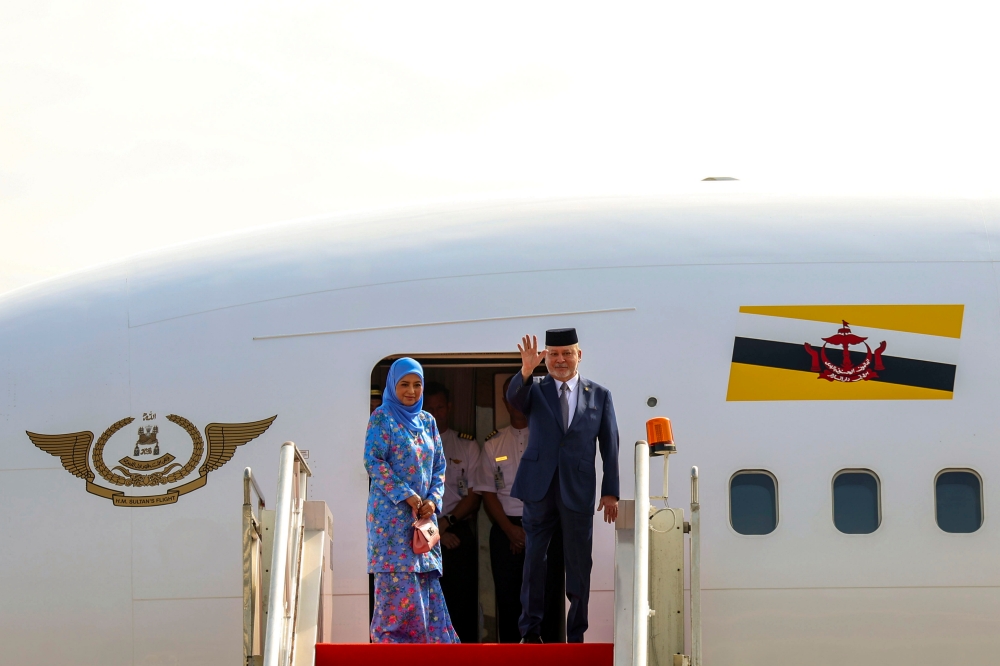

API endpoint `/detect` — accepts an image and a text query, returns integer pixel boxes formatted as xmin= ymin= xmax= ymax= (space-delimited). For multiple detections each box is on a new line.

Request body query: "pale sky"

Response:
xmin=2 ymin=1 xmax=999 ymax=294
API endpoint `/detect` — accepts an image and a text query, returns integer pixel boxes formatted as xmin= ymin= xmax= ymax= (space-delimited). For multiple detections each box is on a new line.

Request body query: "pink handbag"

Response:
xmin=412 ymin=516 xmax=440 ymax=554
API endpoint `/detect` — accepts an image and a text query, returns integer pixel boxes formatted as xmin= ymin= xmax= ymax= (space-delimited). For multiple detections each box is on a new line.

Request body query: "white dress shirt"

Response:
xmin=439 ymin=428 xmax=481 ymax=515
xmin=473 ymin=425 xmax=529 ymax=516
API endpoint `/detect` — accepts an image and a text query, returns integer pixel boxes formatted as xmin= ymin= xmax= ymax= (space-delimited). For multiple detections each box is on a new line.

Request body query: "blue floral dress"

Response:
xmin=364 ymin=406 xmax=459 ymax=643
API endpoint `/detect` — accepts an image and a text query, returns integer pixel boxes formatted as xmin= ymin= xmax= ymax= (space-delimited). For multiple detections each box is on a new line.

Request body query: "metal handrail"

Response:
xmin=243 ymin=467 xmax=267 ymax=666
xmin=690 ymin=467 xmax=702 ymax=666
xmin=632 ymin=441 xmax=651 ymax=666
xmin=245 ymin=467 xmax=266 ymax=513
xmin=293 ymin=445 xmax=312 ymax=479
xmin=262 ymin=442 xmax=311 ymax=666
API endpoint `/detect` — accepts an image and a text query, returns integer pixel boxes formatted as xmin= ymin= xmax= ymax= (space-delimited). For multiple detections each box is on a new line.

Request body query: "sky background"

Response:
xmin=2 ymin=1 xmax=999 ymax=294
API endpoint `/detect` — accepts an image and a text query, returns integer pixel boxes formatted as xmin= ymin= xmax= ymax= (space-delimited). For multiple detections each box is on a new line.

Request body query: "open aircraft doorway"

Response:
xmin=369 ymin=353 xmax=567 ymax=643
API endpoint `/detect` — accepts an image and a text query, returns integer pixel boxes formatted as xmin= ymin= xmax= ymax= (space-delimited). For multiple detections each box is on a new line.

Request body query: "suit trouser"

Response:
xmin=519 ymin=473 xmax=594 ymax=642
xmin=490 ymin=517 xmax=565 ymax=643
xmin=439 ymin=518 xmax=479 ymax=643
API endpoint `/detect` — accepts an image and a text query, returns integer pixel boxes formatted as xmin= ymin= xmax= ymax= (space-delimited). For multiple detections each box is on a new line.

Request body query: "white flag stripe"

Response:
xmin=736 ymin=313 xmax=960 ymax=366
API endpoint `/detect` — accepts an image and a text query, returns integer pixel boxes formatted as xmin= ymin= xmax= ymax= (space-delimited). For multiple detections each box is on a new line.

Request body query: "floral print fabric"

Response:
xmin=365 ymin=405 xmax=446 ymax=574
xmin=370 ymin=571 xmax=459 ymax=643
xmin=366 ymin=406 xmax=456 ymax=643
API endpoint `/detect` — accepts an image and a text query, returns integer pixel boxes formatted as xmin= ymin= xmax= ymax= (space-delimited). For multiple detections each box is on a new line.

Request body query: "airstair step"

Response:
xmin=315 ymin=642 xmax=613 ymax=666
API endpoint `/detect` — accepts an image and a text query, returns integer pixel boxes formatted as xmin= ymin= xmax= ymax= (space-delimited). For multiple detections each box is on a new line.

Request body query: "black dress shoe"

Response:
xmin=519 ymin=633 xmax=543 ymax=644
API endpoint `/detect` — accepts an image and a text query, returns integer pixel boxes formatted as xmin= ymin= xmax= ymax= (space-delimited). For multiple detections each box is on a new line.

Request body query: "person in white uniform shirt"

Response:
xmin=423 ymin=382 xmax=482 ymax=643
xmin=475 ymin=375 xmax=565 ymax=643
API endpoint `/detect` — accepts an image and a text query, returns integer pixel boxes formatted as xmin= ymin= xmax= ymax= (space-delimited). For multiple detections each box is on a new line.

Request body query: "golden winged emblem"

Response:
xmin=201 ymin=419 xmax=277 ymax=475
xmin=27 ymin=414 xmax=276 ymax=507
xmin=25 ymin=431 xmax=96 ymax=482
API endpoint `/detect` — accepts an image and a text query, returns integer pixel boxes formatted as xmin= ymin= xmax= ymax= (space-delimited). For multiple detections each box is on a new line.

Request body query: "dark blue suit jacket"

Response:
xmin=507 ymin=373 xmax=619 ymax=514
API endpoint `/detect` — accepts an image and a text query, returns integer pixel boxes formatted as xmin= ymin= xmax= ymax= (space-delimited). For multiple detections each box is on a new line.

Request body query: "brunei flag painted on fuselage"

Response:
xmin=726 ymin=305 xmax=964 ymax=401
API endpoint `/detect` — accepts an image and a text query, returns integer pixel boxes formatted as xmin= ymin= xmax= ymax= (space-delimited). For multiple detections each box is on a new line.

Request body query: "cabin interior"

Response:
xmin=369 ymin=353 xmax=566 ymax=643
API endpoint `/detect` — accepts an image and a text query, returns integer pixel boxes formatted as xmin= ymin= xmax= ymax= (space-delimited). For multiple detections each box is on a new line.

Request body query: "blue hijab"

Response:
xmin=382 ymin=357 xmax=425 ymax=433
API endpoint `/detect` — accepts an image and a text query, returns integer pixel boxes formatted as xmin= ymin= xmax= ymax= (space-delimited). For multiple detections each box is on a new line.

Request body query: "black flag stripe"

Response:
xmin=731 ymin=337 xmax=956 ymax=392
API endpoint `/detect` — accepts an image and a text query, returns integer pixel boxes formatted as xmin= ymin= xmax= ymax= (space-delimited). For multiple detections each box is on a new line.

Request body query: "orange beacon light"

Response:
xmin=646 ymin=417 xmax=675 ymax=456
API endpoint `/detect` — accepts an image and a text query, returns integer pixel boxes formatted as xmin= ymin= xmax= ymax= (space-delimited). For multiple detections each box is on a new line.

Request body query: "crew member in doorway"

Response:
xmin=370 ymin=384 xmax=382 ymax=414
xmin=424 ymin=382 xmax=482 ymax=643
xmin=476 ymin=375 xmax=566 ymax=643
xmin=507 ymin=328 xmax=619 ymax=644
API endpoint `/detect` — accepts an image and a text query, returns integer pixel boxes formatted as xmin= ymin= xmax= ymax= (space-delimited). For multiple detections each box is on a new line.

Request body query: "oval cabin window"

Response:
xmin=833 ymin=470 xmax=881 ymax=534
xmin=730 ymin=471 xmax=778 ymax=535
xmin=935 ymin=470 xmax=983 ymax=533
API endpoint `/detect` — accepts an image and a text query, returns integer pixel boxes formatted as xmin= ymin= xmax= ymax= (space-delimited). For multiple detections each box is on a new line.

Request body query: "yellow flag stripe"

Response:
xmin=726 ymin=362 xmax=954 ymax=401
xmin=738 ymin=305 xmax=964 ymax=339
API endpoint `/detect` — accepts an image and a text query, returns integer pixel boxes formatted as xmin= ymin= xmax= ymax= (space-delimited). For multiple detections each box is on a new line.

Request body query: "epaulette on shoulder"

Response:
xmin=458 ymin=432 xmax=475 ymax=440
xmin=484 ymin=430 xmax=499 ymax=441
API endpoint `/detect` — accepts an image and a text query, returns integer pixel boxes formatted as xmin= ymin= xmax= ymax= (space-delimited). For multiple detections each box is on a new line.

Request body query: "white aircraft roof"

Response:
xmin=2 ymin=195 xmax=994 ymax=327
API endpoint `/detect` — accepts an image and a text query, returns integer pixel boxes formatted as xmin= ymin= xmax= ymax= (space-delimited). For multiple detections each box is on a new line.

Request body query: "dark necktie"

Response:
xmin=560 ymin=382 xmax=570 ymax=430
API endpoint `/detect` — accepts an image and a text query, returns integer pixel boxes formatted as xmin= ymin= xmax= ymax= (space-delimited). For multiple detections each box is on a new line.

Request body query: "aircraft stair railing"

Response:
xmin=244 ymin=442 xmax=334 ymax=666
xmin=243 ymin=467 xmax=267 ymax=666
xmin=690 ymin=467 xmax=701 ymax=666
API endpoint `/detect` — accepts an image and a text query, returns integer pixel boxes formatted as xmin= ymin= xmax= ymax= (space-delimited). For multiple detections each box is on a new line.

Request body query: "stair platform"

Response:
xmin=315 ymin=642 xmax=613 ymax=666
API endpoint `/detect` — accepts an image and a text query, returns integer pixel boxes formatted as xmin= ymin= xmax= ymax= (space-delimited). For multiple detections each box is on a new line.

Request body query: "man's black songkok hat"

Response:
xmin=545 ymin=328 xmax=578 ymax=346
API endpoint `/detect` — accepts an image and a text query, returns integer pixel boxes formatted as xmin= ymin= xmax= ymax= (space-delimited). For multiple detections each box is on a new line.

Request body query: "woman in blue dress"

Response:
xmin=365 ymin=357 xmax=460 ymax=643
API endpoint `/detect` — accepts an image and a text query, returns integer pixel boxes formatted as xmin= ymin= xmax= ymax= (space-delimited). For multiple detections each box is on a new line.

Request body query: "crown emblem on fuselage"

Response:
xmin=804 ymin=321 xmax=887 ymax=383
xmin=27 ymin=413 xmax=277 ymax=507
xmin=135 ymin=425 xmax=160 ymax=456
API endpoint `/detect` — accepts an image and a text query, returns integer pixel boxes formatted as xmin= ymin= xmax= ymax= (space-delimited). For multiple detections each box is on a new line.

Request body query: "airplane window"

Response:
xmin=833 ymin=470 xmax=880 ymax=534
xmin=730 ymin=471 xmax=777 ymax=535
xmin=935 ymin=470 xmax=983 ymax=533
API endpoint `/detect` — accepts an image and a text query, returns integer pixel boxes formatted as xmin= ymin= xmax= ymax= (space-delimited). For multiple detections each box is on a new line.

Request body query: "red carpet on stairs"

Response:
xmin=315 ymin=642 xmax=614 ymax=666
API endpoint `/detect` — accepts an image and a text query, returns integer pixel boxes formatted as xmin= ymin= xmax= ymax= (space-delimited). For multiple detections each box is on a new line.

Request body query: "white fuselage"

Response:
xmin=1 ymin=195 xmax=998 ymax=665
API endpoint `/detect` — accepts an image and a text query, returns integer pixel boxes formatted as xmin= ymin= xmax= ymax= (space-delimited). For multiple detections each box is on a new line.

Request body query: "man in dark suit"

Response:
xmin=506 ymin=328 xmax=619 ymax=644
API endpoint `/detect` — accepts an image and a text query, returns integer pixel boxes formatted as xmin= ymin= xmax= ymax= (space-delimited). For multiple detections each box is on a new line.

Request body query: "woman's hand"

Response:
xmin=417 ymin=499 xmax=436 ymax=519
xmin=405 ymin=494 xmax=422 ymax=517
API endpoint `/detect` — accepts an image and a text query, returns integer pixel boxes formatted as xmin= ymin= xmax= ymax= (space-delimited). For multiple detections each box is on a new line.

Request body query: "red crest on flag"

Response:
xmin=804 ymin=321 xmax=887 ymax=383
